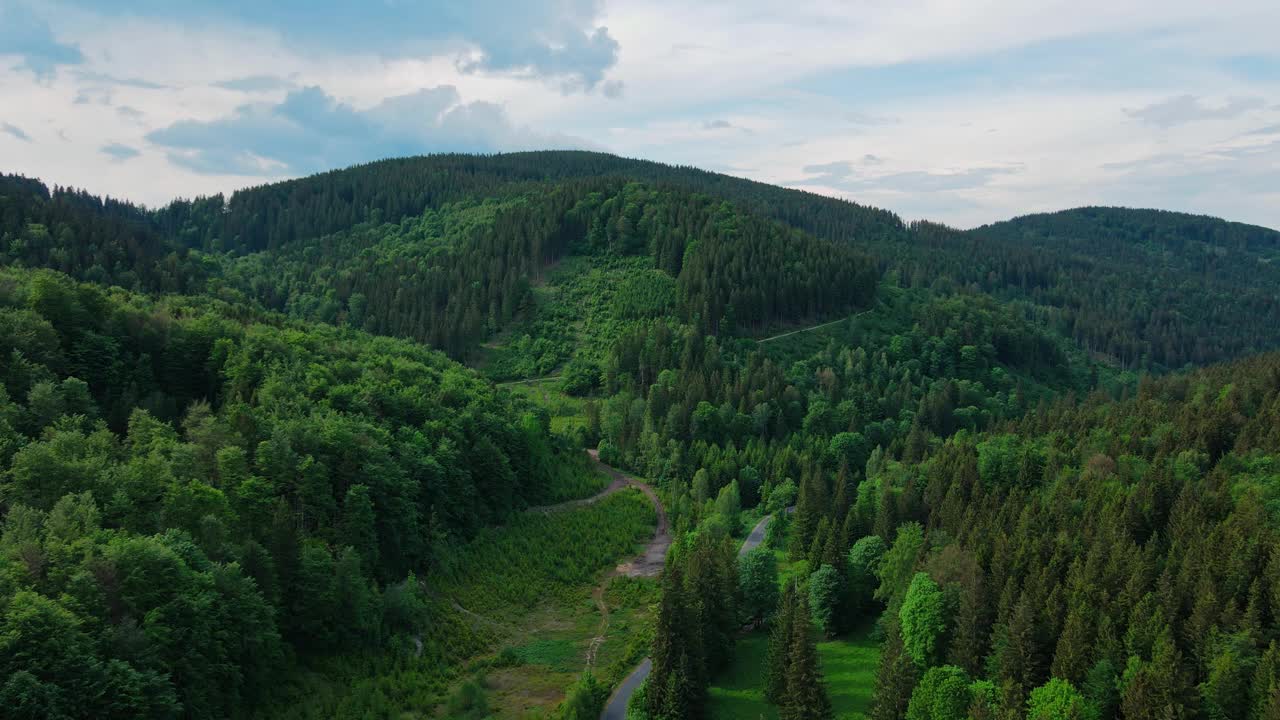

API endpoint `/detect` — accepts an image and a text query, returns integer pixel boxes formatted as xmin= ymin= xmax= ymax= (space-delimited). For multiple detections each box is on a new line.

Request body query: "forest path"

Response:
xmin=600 ymin=481 xmax=788 ymax=718
xmin=585 ymin=582 xmax=609 ymax=669
xmin=496 ymin=374 xmax=562 ymax=387
xmin=589 ymin=452 xmax=669 ymax=719
xmin=754 ymin=308 xmax=872 ymax=344
xmin=587 ymin=450 xmax=670 ymax=578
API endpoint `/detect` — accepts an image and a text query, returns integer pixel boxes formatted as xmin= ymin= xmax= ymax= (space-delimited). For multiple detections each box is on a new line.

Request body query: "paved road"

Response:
xmin=602 ymin=658 xmax=652 ymax=720
xmin=739 ymin=513 xmax=774 ymax=557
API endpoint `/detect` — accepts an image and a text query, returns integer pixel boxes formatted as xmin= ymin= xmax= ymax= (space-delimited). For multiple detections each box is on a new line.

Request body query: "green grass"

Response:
xmin=510 ymin=638 xmax=581 ymax=672
xmin=507 ymin=381 xmax=590 ymax=436
xmin=713 ymin=518 xmax=880 ymax=720
xmin=818 ymin=625 xmax=880 ymax=719
xmin=706 ymin=624 xmax=880 ymax=720
xmin=707 ymin=631 xmax=778 ymax=720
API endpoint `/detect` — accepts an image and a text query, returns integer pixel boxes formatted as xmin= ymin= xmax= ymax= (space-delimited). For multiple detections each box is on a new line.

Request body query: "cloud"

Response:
xmin=0 ymin=3 xmax=85 ymax=78
xmin=117 ymin=106 xmax=145 ymax=120
xmin=1124 ymin=95 xmax=1268 ymax=128
xmin=213 ymin=75 xmax=296 ymax=92
xmin=1097 ymin=141 xmax=1280 ymax=218
xmin=146 ymin=85 xmax=589 ymax=176
xmin=100 ymin=142 xmax=140 ymax=160
xmin=459 ymin=22 xmax=619 ymax=92
xmin=2 ymin=122 xmax=31 ymax=142
xmin=73 ymin=70 xmax=168 ymax=89
xmin=58 ymin=0 xmax=619 ymax=91
xmin=844 ymin=111 xmax=899 ymax=126
xmin=799 ymin=160 xmax=1021 ymax=193
xmin=602 ymin=80 xmax=625 ymax=99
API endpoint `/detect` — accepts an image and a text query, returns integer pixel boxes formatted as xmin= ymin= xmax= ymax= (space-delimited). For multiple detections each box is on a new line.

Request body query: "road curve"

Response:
xmin=587 ymin=450 xmax=670 ymax=578
xmin=588 ymin=452 xmax=668 ymax=720
xmin=739 ymin=513 xmax=774 ymax=558
xmin=602 ymin=658 xmax=652 ymax=720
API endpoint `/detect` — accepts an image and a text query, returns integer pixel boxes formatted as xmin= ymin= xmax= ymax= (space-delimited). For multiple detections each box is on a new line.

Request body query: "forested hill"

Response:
xmin=4 ymin=151 xmax=1280 ymax=720
xmin=8 ymin=154 xmax=1280 ymax=372
xmin=152 ymin=151 xmax=908 ymax=254
xmin=148 ymin=152 xmax=1280 ymax=371
xmin=936 ymin=207 xmax=1280 ymax=370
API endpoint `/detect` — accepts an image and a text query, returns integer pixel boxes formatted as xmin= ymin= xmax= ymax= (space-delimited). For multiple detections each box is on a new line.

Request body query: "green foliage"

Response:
xmin=739 ymin=546 xmax=780 ymax=623
xmin=905 ymin=665 xmax=971 ymax=720
xmin=713 ymin=480 xmax=742 ymax=535
xmin=782 ymin=592 xmax=834 ymax=720
xmin=808 ymin=564 xmax=842 ymax=639
xmin=559 ymin=670 xmax=608 ymax=720
xmin=874 ymin=523 xmax=925 ymax=614
xmin=11 ymin=150 xmax=1280 ymax=720
xmin=444 ymin=676 xmax=489 ymax=720
xmin=439 ymin=490 xmax=655 ymax=614
xmin=846 ymin=535 xmax=887 ymax=614
xmin=1027 ymin=678 xmax=1092 ymax=720
xmin=898 ymin=572 xmax=948 ymax=668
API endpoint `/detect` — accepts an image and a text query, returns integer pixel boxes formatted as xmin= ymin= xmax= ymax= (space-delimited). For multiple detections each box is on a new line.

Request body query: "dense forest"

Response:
xmin=3 ymin=151 xmax=1280 ymax=719
xmin=0 ymin=265 xmax=604 ymax=718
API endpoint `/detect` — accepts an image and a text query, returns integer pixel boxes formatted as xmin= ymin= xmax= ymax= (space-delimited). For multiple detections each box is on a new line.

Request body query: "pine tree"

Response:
xmin=872 ymin=623 xmax=918 ymax=720
xmin=768 ymin=582 xmax=798 ymax=703
xmin=782 ymin=593 xmax=833 ymax=720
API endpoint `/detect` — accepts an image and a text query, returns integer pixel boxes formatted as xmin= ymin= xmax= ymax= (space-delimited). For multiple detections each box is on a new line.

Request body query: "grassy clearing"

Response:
xmin=707 ymin=631 xmax=778 ymax=720
xmin=507 ymin=381 xmax=590 ymax=437
xmin=818 ymin=625 xmax=880 ymax=720
xmin=709 ymin=518 xmax=880 ymax=720
xmin=263 ymin=489 xmax=656 ymax=719
xmin=706 ymin=624 xmax=880 ymax=720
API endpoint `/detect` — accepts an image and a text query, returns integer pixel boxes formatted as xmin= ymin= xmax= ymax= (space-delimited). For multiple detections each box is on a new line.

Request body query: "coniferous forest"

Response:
xmin=3 ymin=151 xmax=1280 ymax=720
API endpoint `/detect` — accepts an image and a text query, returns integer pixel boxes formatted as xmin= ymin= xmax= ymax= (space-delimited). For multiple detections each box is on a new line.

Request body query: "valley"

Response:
xmin=2 ymin=152 xmax=1280 ymax=720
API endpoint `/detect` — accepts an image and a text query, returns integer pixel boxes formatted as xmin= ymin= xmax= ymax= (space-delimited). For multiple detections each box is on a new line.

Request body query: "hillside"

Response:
xmin=911 ymin=207 xmax=1280 ymax=369
xmin=148 ymin=153 xmax=1280 ymax=371
xmin=3 ymin=153 xmax=1280 ymax=720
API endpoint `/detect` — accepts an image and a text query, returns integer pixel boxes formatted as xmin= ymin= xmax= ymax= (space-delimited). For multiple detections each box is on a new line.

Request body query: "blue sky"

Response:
xmin=1 ymin=0 xmax=1278 ymax=229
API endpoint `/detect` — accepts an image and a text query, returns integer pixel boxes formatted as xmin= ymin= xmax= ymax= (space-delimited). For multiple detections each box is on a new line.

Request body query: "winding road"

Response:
xmin=592 ymin=451 xmax=670 ymax=720
xmin=587 ymin=451 xmax=670 ymax=578
xmin=739 ymin=513 xmax=774 ymax=557
xmin=598 ymin=480 xmax=788 ymax=719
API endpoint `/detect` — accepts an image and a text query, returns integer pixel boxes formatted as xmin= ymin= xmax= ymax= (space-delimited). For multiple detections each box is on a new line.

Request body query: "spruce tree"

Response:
xmin=782 ymin=593 xmax=833 ymax=720
xmin=768 ymin=582 xmax=798 ymax=703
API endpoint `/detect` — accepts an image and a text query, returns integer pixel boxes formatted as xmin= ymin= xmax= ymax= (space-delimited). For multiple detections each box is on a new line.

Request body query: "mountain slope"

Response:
xmin=146 ymin=152 xmax=1280 ymax=372
xmin=4 ymin=153 xmax=1280 ymax=720
xmin=899 ymin=207 xmax=1280 ymax=369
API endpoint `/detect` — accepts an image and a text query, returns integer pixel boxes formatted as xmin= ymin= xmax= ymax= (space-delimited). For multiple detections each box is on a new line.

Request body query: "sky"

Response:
xmin=2 ymin=0 xmax=1279 ymax=229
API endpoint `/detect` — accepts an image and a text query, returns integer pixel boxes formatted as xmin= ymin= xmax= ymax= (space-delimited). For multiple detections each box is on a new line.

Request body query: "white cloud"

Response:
xmin=1125 ymin=95 xmax=1267 ymax=127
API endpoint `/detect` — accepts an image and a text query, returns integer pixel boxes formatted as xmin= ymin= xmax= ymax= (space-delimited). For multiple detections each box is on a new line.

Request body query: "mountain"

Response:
xmin=2 ymin=152 xmax=1280 ymax=720
xmin=147 ymin=153 xmax=1280 ymax=371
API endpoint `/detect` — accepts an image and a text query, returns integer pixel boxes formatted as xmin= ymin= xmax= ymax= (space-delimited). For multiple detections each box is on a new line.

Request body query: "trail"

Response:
xmin=588 ymin=452 xmax=669 ymax=719
xmin=754 ymin=309 xmax=871 ymax=344
xmin=738 ymin=506 xmax=795 ymax=558
xmin=587 ymin=450 xmax=670 ymax=578
xmin=585 ymin=582 xmax=609 ymax=669
xmin=496 ymin=374 xmax=562 ymax=387
xmin=525 ymin=474 xmax=631 ymax=515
